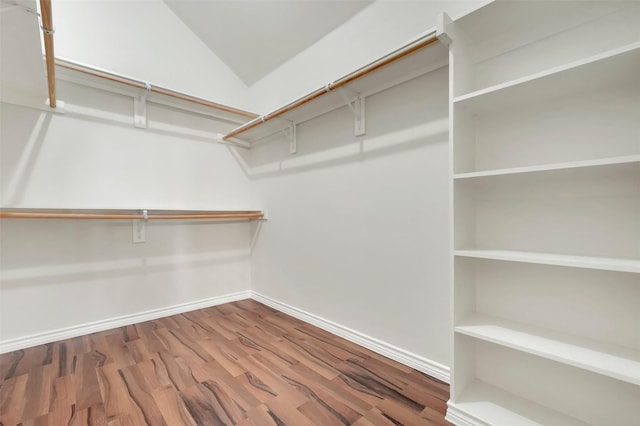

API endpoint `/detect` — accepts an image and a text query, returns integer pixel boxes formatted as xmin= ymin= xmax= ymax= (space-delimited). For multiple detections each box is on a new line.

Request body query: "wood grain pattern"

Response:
xmin=0 ymin=300 xmax=450 ymax=425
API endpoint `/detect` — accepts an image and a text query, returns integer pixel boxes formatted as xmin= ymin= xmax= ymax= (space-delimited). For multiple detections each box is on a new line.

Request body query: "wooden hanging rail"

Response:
xmin=0 ymin=209 xmax=264 ymax=221
xmin=54 ymin=58 xmax=259 ymax=120
xmin=39 ymin=0 xmax=56 ymax=108
xmin=223 ymin=31 xmax=439 ymax=141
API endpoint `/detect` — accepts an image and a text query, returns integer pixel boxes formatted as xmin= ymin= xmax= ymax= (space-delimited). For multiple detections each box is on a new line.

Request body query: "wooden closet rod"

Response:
xmin=39 ymin=0 xmax=56 ymax=108
xmin=55 ymin=58 xmax=259 ymax=119
xmin=0 ymin=211 xmax=264 ymax=220
xmin=223 ymin=32 xmax=439 ymax=140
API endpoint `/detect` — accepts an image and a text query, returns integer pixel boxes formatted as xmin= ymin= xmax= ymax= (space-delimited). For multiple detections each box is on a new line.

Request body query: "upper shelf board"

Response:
xmin=0 ymin=208 xmax=264 ymax=220
xmin=453 ymin=43 xmax=640 ymax=113
xmin=453 ymin=1 xmax=634 ymax=64
xmin=54 ymin=60 xmax=258 ymax=126
xmin=226 ymin=38 xmax=449 ymax=144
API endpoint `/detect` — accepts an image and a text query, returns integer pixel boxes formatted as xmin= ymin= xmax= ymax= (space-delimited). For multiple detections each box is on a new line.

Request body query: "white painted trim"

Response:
xmin=446 ymin=402 xmax=488 ymax=426
xmin=1 ymin=289 xmax=450 ymax=384
xmin=251 ymin=292 xmax=450 ymax=383
xmin=0 ymin=290 xmax=251 ymax=354
xmin=1 ymin=95 xmax=65 ymax=114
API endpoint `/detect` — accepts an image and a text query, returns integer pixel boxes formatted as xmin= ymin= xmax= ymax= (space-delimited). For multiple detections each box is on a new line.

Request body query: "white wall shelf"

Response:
xmin=222 ymin=33 xmax=448 ymax=145
xmin=54 ymin=59 xmax=257 ymax=127
xmin=0 ymin=208 xmax=265 ymax=221
xmin=453 ymin=250 xmax=640 ymax=274
xmin=453 ymin=43 xmax=640 ymax=113
xmin=453 ymin=155 xmax=640 ymax=180
xmin=450 ymin=1 xmax=640 ymax=96
xmin=445 ymin=1 xmax=640 ymax=424
xmin=456 ymin=313 xmax=640 ymax=386
xmin=447 ymin=380 xmax=589 ymax=426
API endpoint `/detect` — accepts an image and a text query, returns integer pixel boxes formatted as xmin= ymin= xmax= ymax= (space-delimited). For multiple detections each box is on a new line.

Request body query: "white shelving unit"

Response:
xmin=439 ymin=1 xmax=640 ymax=425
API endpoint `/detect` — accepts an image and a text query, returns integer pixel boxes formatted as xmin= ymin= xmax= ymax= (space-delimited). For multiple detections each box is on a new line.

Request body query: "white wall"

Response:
xmin=249 ymin=67 xmax=451 ymax=374
xmin=2 ymin=0 xmax=465 ymax=373
xmin=0 ymin=79 xmax=253 ymax=349
xmin=50 ymin=0 xmax=488 ymax=114
xmin=52 ymin=0 xmax=253 ymax=112
xmin=250 ymin=0 xmax=489 ymax=112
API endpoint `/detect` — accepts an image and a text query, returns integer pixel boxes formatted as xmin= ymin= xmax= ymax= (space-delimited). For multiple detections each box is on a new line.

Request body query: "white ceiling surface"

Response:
xmin=162 ymin=0 xmax=373 ymax=86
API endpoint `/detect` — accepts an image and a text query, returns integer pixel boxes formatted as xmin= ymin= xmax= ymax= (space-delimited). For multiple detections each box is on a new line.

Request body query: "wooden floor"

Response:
xmin=0 ymin=300 xmax=450 ymax=425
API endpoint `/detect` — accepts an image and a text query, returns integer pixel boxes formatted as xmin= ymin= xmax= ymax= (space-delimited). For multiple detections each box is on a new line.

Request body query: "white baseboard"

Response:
xmin=251 ymin=292 xmax=450 ymax=383
xmin=0 ymin=290 xmax=251 ymax=354
xmin=445 ymin=401 xmax=488 ymax=426
xmin=1 ymin=290 xmax=450 ymax=384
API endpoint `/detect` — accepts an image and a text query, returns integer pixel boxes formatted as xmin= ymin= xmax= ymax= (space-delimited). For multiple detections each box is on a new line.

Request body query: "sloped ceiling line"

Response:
xmin=162 ymin=0 xmax=374 ymax=86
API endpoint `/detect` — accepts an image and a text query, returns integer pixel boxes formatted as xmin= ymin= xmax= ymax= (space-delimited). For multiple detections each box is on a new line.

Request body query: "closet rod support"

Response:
xmin=283 ymin=121 xmax=297 ymax=154
xmin=134 ymin=93 xmax=147 ymax=128
xmin=339 ymin=88 xmax=366 ymax=136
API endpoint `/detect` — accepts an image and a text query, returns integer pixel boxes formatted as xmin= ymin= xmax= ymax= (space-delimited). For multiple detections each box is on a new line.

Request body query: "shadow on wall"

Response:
xmin=0 ymin=249 xmax=250 ymax=290
xmin=54 ymin=80 xmax=240 ymax=145
xmin=233 ymin=119 xmax=448 ymax=180
xmin=0 ymin=108 xmax=52 ymax=206
xmin=0 ymin=219 xmax=252 ymax=289
xmin=229 ymin=68 xmax=449 ymax=179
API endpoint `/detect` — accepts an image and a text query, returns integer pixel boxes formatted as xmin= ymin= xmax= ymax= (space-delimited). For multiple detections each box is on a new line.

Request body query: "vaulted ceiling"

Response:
xmin=162 ymin=0 xmax=373 ymax=86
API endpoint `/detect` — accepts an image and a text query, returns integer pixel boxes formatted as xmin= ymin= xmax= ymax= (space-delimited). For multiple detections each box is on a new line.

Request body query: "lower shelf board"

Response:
xmin=453 ymin=250 xmax=640 ymax=273
xmin=455 ymin=314 xmax=640 ymax=386
xmin=446 ymin=381 xmax=589 ymax=426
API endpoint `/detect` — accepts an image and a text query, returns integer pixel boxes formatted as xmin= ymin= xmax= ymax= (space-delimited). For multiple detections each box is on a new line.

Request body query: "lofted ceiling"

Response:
xmin=162 ymin=0 xmax=373 ymax=86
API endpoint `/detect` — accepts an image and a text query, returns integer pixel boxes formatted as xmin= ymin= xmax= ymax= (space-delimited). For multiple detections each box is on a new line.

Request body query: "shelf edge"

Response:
xmin=453 ymin=250 xmax=640 ymax=273
xmin=453 ymin=155 xmax=640 ymax=179
xmin=452 ymin=42 xmax=640 ymax=105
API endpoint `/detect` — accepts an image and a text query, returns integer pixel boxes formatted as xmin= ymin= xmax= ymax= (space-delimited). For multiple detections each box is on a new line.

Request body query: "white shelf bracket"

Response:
xmin=134 ymin=93 xmax=147 ymax=128
xmin=133 ymin=83 xmax=151 ymax=128
xmin=339 ymin=88 xmax=366 ymax=136
xmin=132 ymin=209 xmax=147 ymax=243
xmin=281 ymin=121 xmax=297 ymax=154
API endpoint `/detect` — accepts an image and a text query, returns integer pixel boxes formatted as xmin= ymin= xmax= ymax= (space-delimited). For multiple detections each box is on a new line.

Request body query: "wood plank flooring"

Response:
xmin=0 ymin=300 xmax=450 ymax=425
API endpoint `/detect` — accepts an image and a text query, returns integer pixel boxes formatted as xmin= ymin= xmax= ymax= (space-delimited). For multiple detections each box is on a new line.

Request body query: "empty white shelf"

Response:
xmin=453 ymin=155 xmax=640 ymax=180
xmin=453 ymin=250 xmax=640 ymax=274
xmin=447 ymin=380 xmax=589 ymax=426
xmin=456 ymin=313 xmax=640 ymax=386
xmin=453 ymin=43 xmax=640 ymax=113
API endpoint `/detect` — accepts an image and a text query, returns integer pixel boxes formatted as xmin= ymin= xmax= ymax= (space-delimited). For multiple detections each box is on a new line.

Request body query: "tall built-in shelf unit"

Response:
xmin=439 ymin=1 xmax=640 ymax=425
